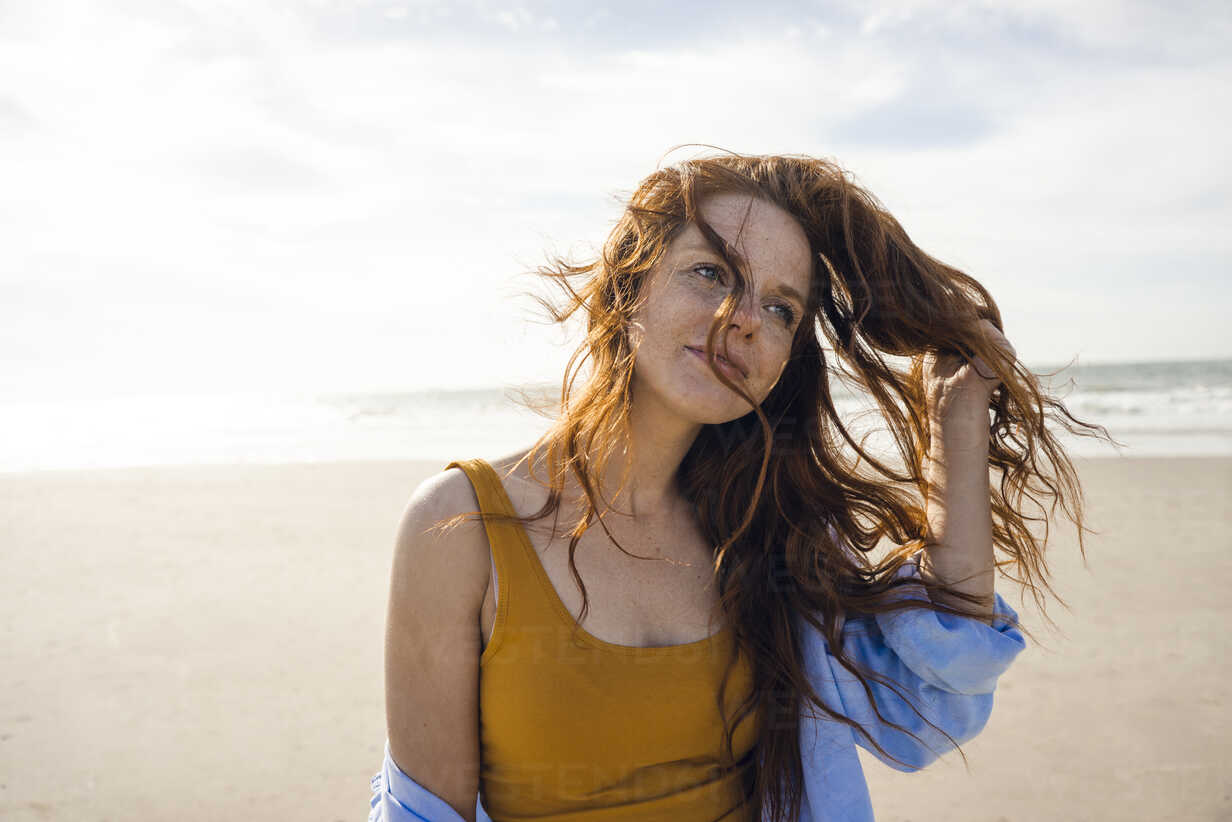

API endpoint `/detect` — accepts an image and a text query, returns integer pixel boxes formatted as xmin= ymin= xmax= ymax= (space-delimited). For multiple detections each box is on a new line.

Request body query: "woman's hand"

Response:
xmin=922 ymin=318 xmax=1017 ymax=439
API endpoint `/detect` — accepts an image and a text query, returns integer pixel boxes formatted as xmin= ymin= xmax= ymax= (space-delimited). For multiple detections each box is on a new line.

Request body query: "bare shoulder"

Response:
xmin=411 ymin=463 xmax=482 ymax=520
xmin=394 ymin=466 xmax=491 ymax=601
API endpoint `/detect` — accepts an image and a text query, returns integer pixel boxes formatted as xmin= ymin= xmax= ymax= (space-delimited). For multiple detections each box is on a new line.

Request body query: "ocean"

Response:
xmin=1 ymin=358 xmax=1228 ymax=473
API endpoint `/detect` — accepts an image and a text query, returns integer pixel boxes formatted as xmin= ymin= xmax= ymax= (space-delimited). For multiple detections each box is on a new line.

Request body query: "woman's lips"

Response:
xmin=685 ymin=346 xmax=745 ymax=378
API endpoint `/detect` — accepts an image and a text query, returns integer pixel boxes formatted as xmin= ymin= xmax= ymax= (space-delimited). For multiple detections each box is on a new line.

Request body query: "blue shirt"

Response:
xmin=369 ymin=548 xmax=1026 ymax=821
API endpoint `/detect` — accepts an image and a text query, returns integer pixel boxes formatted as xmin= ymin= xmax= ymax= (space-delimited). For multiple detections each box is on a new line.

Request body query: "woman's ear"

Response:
xmin=625 ymin=317 xmax=646 ymax=350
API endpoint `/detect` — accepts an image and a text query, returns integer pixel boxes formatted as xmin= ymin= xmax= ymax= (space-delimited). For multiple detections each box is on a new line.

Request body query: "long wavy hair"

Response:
xmin=439 ymin=148 xmax=1114 ymax=822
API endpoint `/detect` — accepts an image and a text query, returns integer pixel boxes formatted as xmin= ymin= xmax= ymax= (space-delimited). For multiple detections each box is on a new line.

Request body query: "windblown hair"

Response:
xmin=439 ymin=148 xmax=1114 ymax=822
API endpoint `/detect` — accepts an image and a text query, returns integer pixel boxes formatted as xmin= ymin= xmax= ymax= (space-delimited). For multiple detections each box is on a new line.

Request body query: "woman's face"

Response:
xmin=627 ymin=192 xmax=813 ymax=425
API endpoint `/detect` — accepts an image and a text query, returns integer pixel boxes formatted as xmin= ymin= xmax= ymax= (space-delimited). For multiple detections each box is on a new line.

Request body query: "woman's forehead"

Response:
xmin=678 ymin=195 xmax=813 ymax=282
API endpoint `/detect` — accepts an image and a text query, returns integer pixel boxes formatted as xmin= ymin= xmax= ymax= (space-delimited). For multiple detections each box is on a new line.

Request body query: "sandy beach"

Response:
xmin=1 ymin=456 xmax=1228 ymax=821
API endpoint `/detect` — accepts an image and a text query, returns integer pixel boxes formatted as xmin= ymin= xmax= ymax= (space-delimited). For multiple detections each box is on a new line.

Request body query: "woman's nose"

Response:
xmin=727 ymin=289 xmax=762 ymax=334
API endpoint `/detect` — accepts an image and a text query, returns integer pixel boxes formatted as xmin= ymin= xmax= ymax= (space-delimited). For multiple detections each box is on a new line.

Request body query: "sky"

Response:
xmin=2 ymin=0 xmax=1229 ymax=400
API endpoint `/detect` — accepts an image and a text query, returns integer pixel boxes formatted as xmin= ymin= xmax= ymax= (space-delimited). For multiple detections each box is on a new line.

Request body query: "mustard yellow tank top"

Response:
xmin=445 ymin=458 xmax=762 ymax=822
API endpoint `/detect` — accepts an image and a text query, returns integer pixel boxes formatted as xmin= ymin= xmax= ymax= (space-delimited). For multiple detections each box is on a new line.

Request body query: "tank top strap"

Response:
xmin=442 ymin=457 xmax=528 ymax=583
xmin=443 ymin=458 xmax=523 ymax=542
xmin=443 ymin=458 xmax=556 ymax=660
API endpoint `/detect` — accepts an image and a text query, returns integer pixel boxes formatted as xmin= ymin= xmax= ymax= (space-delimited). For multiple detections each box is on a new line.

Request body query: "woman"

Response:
xmin=370 ymin=151 xmax=1107 ymax=822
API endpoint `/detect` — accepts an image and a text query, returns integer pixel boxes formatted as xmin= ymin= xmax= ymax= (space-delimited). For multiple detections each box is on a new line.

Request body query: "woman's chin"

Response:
xmin=680 ymin=389 xmax=758 ymax=426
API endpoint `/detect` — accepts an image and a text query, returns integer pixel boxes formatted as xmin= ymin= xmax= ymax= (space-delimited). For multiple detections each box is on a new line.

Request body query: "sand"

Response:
xmin=0 ymin=456 xmax=1228 ymax=821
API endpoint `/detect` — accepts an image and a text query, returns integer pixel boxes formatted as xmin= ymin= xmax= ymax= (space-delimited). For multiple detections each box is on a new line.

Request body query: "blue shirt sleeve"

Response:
xmin=368 ymin=740 xmax=493 ymax=822
xmin=825 ymin=548 xmax=1027 ymax=772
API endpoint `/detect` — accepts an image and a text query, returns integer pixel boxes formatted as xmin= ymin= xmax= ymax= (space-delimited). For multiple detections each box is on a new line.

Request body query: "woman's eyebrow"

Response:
xmin=773 ymin=283 xmax=806 ymax=308
xmin=678 ymin=238 xmax=738 ymax=263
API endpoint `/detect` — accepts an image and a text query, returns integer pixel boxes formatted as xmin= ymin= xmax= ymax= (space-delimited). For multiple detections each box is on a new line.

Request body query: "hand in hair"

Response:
xmin=922 ymin=318 xmax=1017 ymax=439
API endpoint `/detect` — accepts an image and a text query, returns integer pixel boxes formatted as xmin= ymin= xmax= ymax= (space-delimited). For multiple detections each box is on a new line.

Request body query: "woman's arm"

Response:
xmin=919 ymin=426 xmax=996 ymax=624
xmin=377 ymin=470 xmax=492 ymax=822
xmin=919 ymin=319 xmax=1017 ymax=625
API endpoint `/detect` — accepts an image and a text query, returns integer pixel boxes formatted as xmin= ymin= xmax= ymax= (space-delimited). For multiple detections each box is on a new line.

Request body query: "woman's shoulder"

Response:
xmin=414 ymin=446 xmax=541 ymax=523
xmin=391 ymin=465 xmax=497 ymax=609
xmin=409 ymin=464 xmax=476 ymax=520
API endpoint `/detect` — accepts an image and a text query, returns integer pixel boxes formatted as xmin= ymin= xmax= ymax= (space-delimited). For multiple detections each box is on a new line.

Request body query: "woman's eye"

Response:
xmin=768 ymin=304 xmax=798 ymax=325
xmin=695 ymin=263 xmax=797 ymax=327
